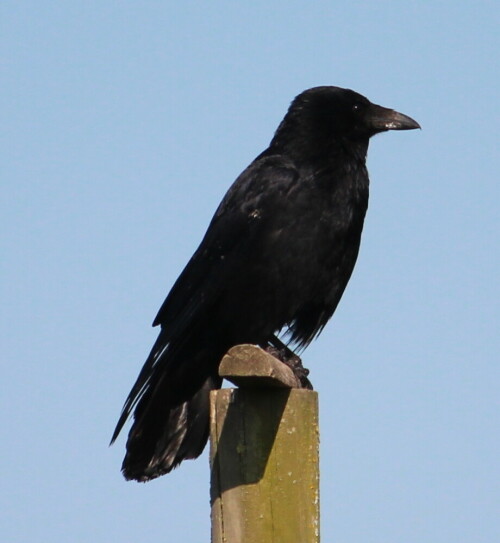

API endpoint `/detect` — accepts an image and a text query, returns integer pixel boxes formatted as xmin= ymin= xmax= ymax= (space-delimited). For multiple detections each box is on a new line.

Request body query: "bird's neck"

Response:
xmin=270 ymin=125 xmax=369 ymax=170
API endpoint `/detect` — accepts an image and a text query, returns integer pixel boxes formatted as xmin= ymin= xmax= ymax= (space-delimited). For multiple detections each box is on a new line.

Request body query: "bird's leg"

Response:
xmin=265 ymin=335 xmax=313 ymax=390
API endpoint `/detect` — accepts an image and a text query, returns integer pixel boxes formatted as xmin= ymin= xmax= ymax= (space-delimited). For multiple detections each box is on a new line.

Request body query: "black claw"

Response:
xmin=264 ymin=342 xmax=314 ymax=390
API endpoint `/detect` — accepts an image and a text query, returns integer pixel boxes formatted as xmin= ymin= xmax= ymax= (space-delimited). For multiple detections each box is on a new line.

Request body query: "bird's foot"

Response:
xmin=264 ymin=345 xmax=313 ymax=390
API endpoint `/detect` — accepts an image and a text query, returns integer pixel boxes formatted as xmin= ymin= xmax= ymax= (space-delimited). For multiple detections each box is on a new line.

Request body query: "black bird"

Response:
xmin=111 ymin=86 xmax=419 ymax=481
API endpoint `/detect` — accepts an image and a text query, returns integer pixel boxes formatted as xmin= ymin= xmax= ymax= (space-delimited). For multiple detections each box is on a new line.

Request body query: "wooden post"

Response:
xmin=210 ymin=345 xmax=319 ymax=543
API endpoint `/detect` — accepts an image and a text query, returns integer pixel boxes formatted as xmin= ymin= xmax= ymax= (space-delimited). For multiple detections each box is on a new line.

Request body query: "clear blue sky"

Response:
xmin=2 ymin=2 xmax=498 ymax=542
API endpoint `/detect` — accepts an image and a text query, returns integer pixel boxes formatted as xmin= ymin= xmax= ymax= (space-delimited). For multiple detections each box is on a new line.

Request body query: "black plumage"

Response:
xmin=111 ymin=86 xmax=419 ymax=481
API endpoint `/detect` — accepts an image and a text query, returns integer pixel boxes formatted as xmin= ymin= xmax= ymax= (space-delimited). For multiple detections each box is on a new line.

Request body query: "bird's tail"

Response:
xmin=120 ymin=373 xmax=222 ymax=482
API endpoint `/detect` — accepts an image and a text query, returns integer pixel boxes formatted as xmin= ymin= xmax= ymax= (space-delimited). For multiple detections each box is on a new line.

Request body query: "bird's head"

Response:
xmin=271 ymin=86 xmax=420 ymax=157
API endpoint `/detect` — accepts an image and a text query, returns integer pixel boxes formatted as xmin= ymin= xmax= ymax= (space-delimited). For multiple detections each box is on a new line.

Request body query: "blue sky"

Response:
xmin=2 ymin=2 xmax=498 ymax=542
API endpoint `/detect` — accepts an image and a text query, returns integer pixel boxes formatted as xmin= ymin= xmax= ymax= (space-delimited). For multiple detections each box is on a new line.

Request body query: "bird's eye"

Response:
xmin=352 ymin=103 xmax=363 ymax=113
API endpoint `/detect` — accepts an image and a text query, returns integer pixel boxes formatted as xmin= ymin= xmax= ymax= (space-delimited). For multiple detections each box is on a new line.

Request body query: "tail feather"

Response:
xmin=110 ymin=329 xmax=174 ymax=446
xmin=121 ymin=374 xmax=222 ymax=482
xmin=111 ymin=324 xmax=227 ymax=482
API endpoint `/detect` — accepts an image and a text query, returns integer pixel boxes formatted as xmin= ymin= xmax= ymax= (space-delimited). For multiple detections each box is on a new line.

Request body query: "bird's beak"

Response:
xmin=368 ymin=103 xmax=421 ymax=132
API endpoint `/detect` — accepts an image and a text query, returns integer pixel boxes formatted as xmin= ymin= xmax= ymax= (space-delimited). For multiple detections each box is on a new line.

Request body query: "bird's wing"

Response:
xmin=153 ymin=154 xmax=299 ymax=338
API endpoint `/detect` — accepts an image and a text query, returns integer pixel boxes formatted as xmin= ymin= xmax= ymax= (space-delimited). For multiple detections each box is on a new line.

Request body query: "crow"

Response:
xmin=111 ymin=86 xmax=419 ymax=481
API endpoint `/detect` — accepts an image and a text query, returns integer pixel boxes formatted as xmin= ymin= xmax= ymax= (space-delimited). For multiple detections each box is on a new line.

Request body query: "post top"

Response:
xmin=219 ymin=344 xmax=302 ymax=389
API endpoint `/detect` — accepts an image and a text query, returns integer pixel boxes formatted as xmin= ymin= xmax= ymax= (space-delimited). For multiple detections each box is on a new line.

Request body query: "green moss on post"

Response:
xmin=210 ymin=345 xmax=319 ymax=543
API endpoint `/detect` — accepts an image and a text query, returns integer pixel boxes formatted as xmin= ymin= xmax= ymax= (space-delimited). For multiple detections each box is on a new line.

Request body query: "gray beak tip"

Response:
xmin=385 ymin=111 xmax=421 ymax=131
xmin=369 ymin=104 xmax=421 ymax=133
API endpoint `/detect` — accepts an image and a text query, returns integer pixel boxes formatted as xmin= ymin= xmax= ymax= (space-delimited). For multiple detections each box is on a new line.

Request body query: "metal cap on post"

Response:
xmin=210 ymin=344 xmax=320 ymax=543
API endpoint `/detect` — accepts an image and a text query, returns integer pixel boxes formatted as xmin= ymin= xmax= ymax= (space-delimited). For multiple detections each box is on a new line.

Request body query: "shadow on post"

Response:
xmin=210 ymin=388 xmax=290 ymax=505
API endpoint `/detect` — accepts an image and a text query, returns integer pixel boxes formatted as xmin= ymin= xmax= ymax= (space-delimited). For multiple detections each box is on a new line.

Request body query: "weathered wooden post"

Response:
xmin=210 ymin=344 xmax=320 ymax=543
